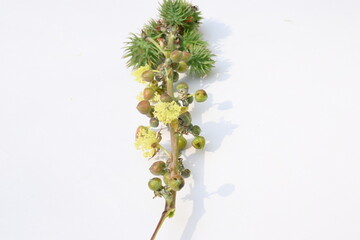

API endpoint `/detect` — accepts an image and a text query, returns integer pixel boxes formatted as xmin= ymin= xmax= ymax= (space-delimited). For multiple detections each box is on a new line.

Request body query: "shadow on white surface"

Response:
xmin=179 ymin=19 xmax=237 ymax=240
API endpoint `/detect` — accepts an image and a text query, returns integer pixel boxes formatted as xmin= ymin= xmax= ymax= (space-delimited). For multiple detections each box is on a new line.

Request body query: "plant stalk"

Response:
xmin=150 ymin=37 xmax=179 ymax=239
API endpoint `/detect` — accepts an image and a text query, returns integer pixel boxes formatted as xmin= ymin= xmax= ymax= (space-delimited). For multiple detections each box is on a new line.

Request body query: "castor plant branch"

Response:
xmin=124 ymin=0 xmax=215 ymax=239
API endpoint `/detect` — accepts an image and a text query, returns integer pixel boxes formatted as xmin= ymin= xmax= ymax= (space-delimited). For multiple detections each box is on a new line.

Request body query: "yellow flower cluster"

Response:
xmin=132 ymin=65 xmax=151 ymax=83
xmin=153 ymin=101 xmax=184 ymax=124
xmin=135 ymin=126 xmax=159 ymax=158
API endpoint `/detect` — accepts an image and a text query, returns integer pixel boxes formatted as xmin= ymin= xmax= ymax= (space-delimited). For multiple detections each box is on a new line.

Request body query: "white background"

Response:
xmin=1 ymin=0 xmax=360 ymax=239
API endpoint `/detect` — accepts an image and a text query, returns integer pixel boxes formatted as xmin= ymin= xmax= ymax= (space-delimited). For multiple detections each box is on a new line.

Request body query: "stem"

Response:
xmin=149 ymin=32 xmax=179 ymax=240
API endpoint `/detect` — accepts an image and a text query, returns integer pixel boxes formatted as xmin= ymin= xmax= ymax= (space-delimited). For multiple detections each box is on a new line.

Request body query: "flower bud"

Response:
xmin=168 ymin=175 xmax=185 ymax=191
xmin=177 ymin=134 xmax=187 ymax=151
xmin=170 ymin=50 xmax=183 ymax=63
xmin=177 ymin=61 xmax=188 ymax=73
xmin=179 ymin=112 xmax=192 ymax=127
xmin=190 ymin=125 xmax=201 ymax=136
xmin=181 ymin=51 xmax=191 ymax=62
xmin=160 ymin=93 xmax=172 ymax=102
xmin=149 ymin=117 xmax=159 ymax=128
xmin=176 ymin=82 xmax=189 ymax=94
xmin=163 ymin=172 xmax=171 ymax=185
xmin=142 ymin=70 xmax=154 ymax=82
xmin=192 ymin=136 xmax=206 ymax=149
xmin=146 ymin=107 xmax=155 ymax=118
xmin=186 ymin=94 xmax=194 ymax=104
xmin=149 ymin=161 xmax=166 ymax=176
xmin=136 ymin=100 xmax=151 ymax=114
xmin=195 ymin=89 xmax=208 ymax=102
xmin=143 ymin=88 xmax=155 ymax=100
xmin=181 ymin=169 xmax=191 ymax=178
xmin=148 ymin=177 xmax=162 ymax=191
xmin=172 ymin=71 xmax=179 ymax=82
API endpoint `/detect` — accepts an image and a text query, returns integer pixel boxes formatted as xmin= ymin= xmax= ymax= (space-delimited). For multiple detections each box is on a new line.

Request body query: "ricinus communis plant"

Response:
xmin=124 ymin=0 xmax=214 ymax=239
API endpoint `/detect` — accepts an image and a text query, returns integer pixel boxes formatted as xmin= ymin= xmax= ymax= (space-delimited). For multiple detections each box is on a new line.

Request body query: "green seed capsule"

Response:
xmin=142 ymin=70 xmax=154 ymax=82
xmin=149 ymin=117 xmax=159 ymax=128
xmin=160 ymin=93 xmax=172 ymax=102
xmin=170 ymin=50 xmax=183 ymax=63
xmin=195 ymin=89 xmax=208 ymax=102
xmin=177 ymin=61 xmax=188 ymax=73
xmin=176 ymin=82 xmax=189 ymax=94
xmin=168 ymin=175 xmax=185 ymax=191
xmin=192 ymin=136 xmax=206 ymax=149
xmin=177 ymin=134 xmax=187 ymax=151
xmin=182 ymin=51 xmax=191 ymax=62
xmin=136 ymin=100 xmax=151 ymax=114
xmin=179 ymin=112 xmax=192 ymax=127
xmin=181 ymin=169 xmax=191 ymax=178
xmin=149 ymin=161 xmax=166 ymax=176
xmin=143 ymin=88 xmax=155 ymax=100
xmin=187 ymin=94 xmax=194 ymax=104
xmin=172 ymin=72 xmax=179 ymax=82
xmin=191 ymin=125 xmax=201 ymax=136
xmin=163 ymin=172 xmax=171 ymax=185
xmin=148 ymin=177 xmax=162 ymax=191
xmin=146 ymin=107 xmax=154 ymax=118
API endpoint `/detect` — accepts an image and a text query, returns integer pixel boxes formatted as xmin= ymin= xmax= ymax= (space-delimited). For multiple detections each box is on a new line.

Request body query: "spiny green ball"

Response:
xmin=192 ymin=136 xmax=206 ymax=149
xmin=148 ymin=177 xmax=162 ymax=191
xmin=149 ymin=161 xmax=166 ymax=176
xmin=195 ymin=89 xmax=208 ymax=102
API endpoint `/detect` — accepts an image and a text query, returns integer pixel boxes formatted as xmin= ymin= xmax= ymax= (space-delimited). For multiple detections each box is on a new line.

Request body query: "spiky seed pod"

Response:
xmin=149 ymin=161 xmax=167 ymax=175
xmin=124 ymin=34 xmax=164 ymax=69
xmin=137 ymin=100 xmax=151 ymax=114
xmin=159 ymin=0 xmax=202 ymax=30
xmin=187 ymin=44 xmax=215 ymax=77
xmin=195 ymin=89 xmax=208 ymax=102
xmin=148 ymin=178 xmax=163 ymax=191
